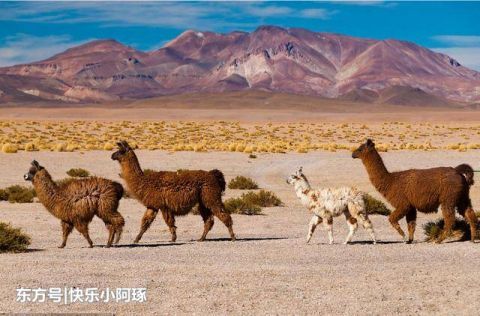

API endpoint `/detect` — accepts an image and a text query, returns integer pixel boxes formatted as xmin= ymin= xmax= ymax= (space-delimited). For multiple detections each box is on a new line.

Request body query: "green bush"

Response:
xmin=228 ymin=176 xmax=259 ymax=190
xmin=423 ymin=218 xmax=480 ymax=242
xmin=1 ymin=185 xmax=36 ymax=203
xmin=224 ymin=197 xmax=263 ymax=215
xmin=0 ymin=222 xmax=31 ymax=253
xmin=363 ymin=194 xmax=391 ymax=216
xmin=66 ymin=168 xmax=90 ymax=178
xmin=241 ymin=190 xmax=283 ymax=207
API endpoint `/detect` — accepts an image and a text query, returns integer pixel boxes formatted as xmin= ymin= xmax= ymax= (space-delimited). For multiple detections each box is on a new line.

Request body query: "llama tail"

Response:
xmin=112 ymin=181 xmax=125 ymax=200
xmin=455 ymin=164 xmax=474 ymax=186
xmin=210 ymin=169 xmax=226 ymax=192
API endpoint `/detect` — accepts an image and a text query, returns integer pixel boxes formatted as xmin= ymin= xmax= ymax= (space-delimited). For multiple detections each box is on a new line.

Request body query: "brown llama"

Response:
xmin=24 ymin=160 xmax=125 ymax=248
xmin=352 ymin=139 xmax=477 ymax=243
xmin=111 ymin=141 xmax=235 ymax=243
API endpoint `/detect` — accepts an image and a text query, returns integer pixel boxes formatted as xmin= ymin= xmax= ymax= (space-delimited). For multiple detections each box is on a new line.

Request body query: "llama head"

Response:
xmin=286 ymin=167 xmax=307 ymax=185
xmin=24 ymin=160 xmax=43 ymax=181
xmin=111 ymin=141 xmax=132 ymax=162
xmin=352 ymin=139 xmax=375 ymax=159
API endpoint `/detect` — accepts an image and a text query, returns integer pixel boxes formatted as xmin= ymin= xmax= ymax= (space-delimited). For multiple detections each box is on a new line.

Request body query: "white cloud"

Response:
xmin=300 ymin=8 xmax=335 ymax=19
xmin=433 ymin=47 xmax=480 ymax=71
xmin=0 ymin=34 xmax=92 ymax=67
xmin=0 ymin=2 xmax=336 ymax=30
xmin=331 ymin=1 xmax=396 ymax=7
xmin=432 ymin=35 xmax=480 ymax=47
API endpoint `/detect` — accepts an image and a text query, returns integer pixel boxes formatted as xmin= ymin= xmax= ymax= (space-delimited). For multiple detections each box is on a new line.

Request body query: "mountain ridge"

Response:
xmin=0 ymin=25 xmax=479 ymax=106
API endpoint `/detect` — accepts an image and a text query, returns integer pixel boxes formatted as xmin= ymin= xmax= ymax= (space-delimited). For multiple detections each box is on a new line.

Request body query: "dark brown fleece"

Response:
xmin=111 ymin=141 xmax=235 ymax=243
xmin=352 ymin=139 xmax=477 ymax=243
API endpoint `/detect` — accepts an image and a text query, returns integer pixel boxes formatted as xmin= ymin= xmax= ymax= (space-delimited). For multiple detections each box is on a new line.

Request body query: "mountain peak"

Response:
xmin=0 ymin=26 xmax=479 ymax=105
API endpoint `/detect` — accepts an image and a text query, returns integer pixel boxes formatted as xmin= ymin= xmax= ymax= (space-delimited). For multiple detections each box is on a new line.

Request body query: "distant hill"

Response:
xmin=1 ymin=25 xmax=479 ymax=106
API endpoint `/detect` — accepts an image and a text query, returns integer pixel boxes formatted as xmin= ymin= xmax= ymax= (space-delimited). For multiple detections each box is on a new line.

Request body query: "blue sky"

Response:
xmin=0 ymin=1 xmax=479 ymax=69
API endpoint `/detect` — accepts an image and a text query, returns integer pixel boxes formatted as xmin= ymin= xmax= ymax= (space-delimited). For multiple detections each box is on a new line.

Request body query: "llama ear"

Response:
xmin=366 ymin=139 xmax=374 ymax=147
xmin=121 ymin=141 xmax=131 ymax=150
xmin=117 ymin=142 xmax=124 ymax=149
xmin=31 ymin=160 xmax=42 ymax=169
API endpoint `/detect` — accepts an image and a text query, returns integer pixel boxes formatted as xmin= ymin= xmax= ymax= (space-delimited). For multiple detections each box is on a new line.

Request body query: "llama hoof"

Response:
xmin=58 ymin=245 xmax=66 ymax=249
xmin=404 ymin=240 xmax=413 ymax=244
xmin=197 ymin=238 xmax=206 ymax=242
xmin=231 ymin=236 xmax=236 ymax=242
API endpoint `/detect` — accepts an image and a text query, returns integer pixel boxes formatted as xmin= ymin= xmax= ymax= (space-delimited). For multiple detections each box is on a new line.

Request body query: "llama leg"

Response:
xmin=75 ymin=223 xmax=93 ymax=248
xmin=306 ymin=215 xmax=322 ymax=243
xmin=114 ymin=225 xmax=123 ymax=245
xmin=405 ymin=209 xmax=417 ymax=244
xmin=202 ymin=189 xmax=235 ymax=241
xmin=356 ymin=213 xmax=376 ymax=244
xmin=388 ymin=208 xmax=408 ymax=242
xmin=436 ymin=205 xmax=456 ymax=243
xmin=134 ymin=208 xmax=158 ymax=243
xmin=464 ymin=208 xmax=477 ymax=242
xmin=343 ymin=215 xmax=358 ymax=245
xmin=198 ymin=203 xmax=214 ymax=242
xmin=323 ymin=217 xmax=334 ymax=244
xmin=106 ymin=224 xmax=115 ymax=248
xmin=59 ymin=221 xmax=73 ymax=248
xmin=213 ymin=209 xmax=235 ymax=241
xmin=161 ymin=210 xmax=177 ymax=242
xmin=112 ymin=213 xmax=125 ymax=245
xmin=206 ymin=202 xmax=235 ymax=241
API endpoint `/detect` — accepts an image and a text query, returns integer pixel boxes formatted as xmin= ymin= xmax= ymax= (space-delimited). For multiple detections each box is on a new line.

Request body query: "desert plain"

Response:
xmin=1 ymin=101 xmax=480 ymax=315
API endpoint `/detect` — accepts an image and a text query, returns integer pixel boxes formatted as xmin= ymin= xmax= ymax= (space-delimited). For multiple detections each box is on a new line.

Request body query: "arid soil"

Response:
xmin=1 ymin=150 xmax=480 ymax=315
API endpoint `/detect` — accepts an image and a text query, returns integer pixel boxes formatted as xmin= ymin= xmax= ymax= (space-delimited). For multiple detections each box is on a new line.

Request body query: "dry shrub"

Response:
xmin=0 ymin=185 xmax=36 ymax=203
xmin=0 ymin=222 xmax=31 ymax=253
xmin=223 ymin=190 xmax=283 ymax=215
xmin=66 ymin=168 xmax=90 ymax=178
xmin=224 ymin=197 xmax=262 ymax=215
xmin=2 ymin=143 xmax=18 ymax=153
xmin=228 ymin=176 xmax=259 ymax=190
xmin=423 ymin=218 xmax=480 ymax=242
xmin=241 ymin=190 xmax=283 ymax=207
xmin=363 ymin=194 xmax=391 ymax=216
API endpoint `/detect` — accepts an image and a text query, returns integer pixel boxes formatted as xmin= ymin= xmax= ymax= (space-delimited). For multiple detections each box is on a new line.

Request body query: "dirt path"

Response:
xmin=1 ymin=151 xmax=480 ymax=314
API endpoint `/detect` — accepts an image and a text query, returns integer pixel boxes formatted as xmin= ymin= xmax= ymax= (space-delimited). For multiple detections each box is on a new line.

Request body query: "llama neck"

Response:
xmin=294 ymin=178 xmax=312 ymax=206
xmin=119 ymin=152 xmax=145 ymax=194
xmin=361 ymin=149 xmax=391 ymax=194
xmin=32 ymin=170 xmax=60 ymax=217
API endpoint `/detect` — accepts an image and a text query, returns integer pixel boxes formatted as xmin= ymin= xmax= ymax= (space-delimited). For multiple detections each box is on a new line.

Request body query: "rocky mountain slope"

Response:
xmin=1 ymin=25 xmax=479 ymax=106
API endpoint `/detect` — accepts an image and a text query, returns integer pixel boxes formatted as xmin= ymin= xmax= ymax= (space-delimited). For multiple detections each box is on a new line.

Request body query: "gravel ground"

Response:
xmin=1 ymin=150 xmax=480 ymax=315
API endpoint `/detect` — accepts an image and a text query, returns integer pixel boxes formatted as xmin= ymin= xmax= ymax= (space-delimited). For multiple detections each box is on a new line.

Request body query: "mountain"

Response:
xmin=1 ymin=26 xmax=479 ymax=106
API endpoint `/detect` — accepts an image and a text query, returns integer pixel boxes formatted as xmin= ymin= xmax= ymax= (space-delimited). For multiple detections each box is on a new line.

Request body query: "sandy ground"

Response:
xmin=3 ymin=106 xmax=480 ymax=123
xmin=1 ymin=150 xmax=480 ymax=315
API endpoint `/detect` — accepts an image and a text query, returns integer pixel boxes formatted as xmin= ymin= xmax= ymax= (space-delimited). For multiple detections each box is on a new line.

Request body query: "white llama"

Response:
xmin=287 ymin=167 xmax=376 ymax=244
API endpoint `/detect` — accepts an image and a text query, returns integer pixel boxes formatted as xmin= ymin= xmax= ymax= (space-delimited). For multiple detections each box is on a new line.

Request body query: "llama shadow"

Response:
xmin=98 ymin=242 xmax=187 ymax=248
xmin=346 ymin=240 xmax=404 ymax=245
xmin=24 ymin=248 xmax=44 ymax=253
xmin=197 ymin=237 xmax=289 ymax=242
